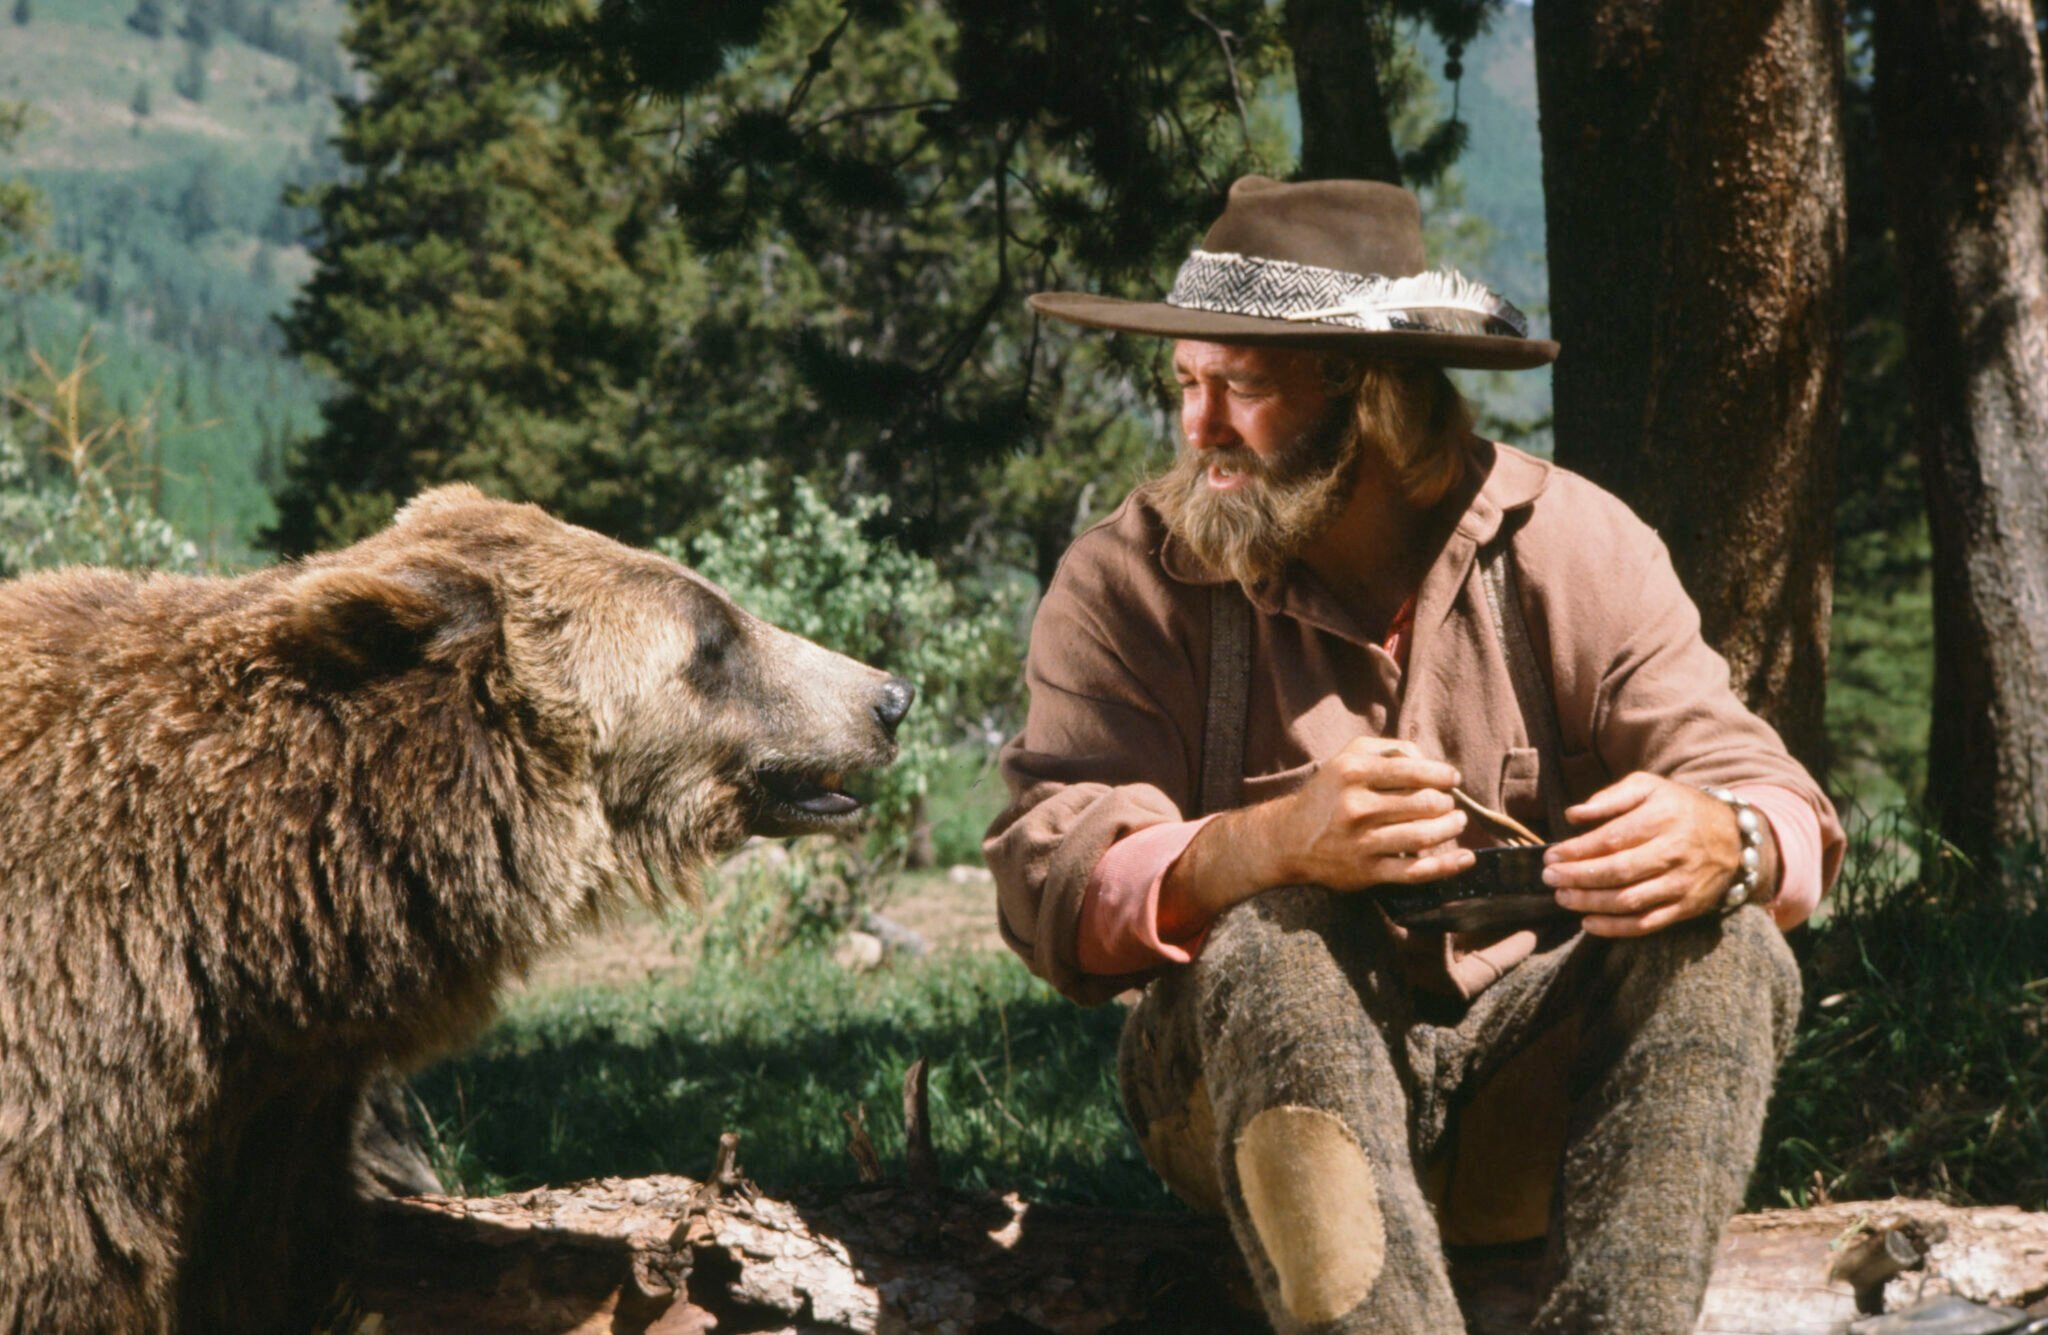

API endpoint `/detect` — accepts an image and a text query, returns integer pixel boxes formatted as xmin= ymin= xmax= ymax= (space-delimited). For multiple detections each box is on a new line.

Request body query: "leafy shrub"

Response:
xmin=922 ymin=747 xmax=1013 ymax=867
xmin=0 ymin=432 xmax=199 ymax=576
xmin=668 ymin=463 xmax=1025 ymax=923
xmin=1 ymin=344 xmax=200 ymax=576
xmin=676 ymin=463 xmax=1022 ymax=846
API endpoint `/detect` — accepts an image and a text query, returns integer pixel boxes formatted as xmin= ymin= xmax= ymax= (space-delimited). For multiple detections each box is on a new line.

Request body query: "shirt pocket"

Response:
xmin=1235 ymin=758 xmax=1321 ymax=807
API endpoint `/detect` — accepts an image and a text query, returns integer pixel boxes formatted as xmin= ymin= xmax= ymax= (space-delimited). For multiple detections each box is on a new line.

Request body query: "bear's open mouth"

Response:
xmin=753 ymin=767 xmax=868 ymax=832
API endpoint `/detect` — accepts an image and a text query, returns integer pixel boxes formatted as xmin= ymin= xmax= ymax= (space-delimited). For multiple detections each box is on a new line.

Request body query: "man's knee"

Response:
xmin=1231 ymin=1105 xmax=1385 ymax=1323
xmin=1118 ymin=886 xmax=1413 ymax=1216
xmin=1600 ymin=906 xmax=1801 ymax=1055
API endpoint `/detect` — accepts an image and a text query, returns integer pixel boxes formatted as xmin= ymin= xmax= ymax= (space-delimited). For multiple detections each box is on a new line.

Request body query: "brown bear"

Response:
xmin=0 ymin=485 xmax=913 ymax=1333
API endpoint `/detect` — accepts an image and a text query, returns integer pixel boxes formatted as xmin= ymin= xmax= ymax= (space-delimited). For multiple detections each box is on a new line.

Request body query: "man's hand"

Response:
xmin=1541 ymin=772 xmax=1775 ymax=937
xmin=1267 ymin=737 xmax=1475 ymax=891
xmin=1158 ymin=738 xmax=1474 ymax=939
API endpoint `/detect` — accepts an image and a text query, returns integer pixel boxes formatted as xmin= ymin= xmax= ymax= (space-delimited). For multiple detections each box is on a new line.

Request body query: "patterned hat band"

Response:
xmin=1163 ymin=249 xmax=1530 ymax=339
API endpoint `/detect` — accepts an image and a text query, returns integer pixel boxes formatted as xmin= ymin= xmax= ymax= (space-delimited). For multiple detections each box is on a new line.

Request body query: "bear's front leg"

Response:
xmin=178 ymin=1075 xmax=366 ymax=1333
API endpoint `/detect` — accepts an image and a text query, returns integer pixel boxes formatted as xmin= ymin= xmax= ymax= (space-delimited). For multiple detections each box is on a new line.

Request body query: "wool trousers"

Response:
xmin=1118 ymin=887 xmax=1801 ymax=1333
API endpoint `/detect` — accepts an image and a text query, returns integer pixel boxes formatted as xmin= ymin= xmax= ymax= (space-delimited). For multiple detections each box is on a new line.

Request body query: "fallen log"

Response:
xmin=353 ymin=1163 xmax=2048 ymax=1333
xmin=350 ymin=1065 xmax=2048 ymax=1332
xmin=356 ymin=1171 xmax=1256 ymax=1333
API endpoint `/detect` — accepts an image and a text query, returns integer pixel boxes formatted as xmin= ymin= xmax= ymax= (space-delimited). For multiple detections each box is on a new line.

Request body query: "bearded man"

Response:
xmin=984 ymin=176 xmax=1843 ymax=1332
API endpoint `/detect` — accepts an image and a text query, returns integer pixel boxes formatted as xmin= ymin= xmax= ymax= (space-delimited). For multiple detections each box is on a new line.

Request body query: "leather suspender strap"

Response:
xmin=1479 ymin=532 xmax=1570 ymax=839
xmin=1203 ymin=545 xmax=1563 ymax=837
xmin=1199 ymin=583 xmax=1253 ymax=817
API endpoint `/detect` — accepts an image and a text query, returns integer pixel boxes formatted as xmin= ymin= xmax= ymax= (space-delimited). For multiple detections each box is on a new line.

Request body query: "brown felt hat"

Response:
xmin=1028 ymin=175 xmax=1559 ymax=371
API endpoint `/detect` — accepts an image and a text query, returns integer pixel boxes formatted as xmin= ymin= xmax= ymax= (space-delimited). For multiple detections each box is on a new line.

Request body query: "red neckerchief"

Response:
xmin=1382 ymin=591 xmax=1418 ymax=670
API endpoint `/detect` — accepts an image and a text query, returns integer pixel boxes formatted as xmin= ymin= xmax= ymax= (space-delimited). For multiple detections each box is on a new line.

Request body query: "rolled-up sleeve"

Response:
xmin=1554 ymin=501 xmax=1846 ymax=918
xmin=1731 ymin=784 xmax=1828 ymax=929
xmin=1078 ymin=815 xmax=1216 ymax=974
xmin=983 ymin=529 xmax=1202 ymax=1005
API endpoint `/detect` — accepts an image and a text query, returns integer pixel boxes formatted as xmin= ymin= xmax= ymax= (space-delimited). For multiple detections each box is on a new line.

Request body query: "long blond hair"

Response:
xmin=1319 ymin=356 xmax=1474 ymax=507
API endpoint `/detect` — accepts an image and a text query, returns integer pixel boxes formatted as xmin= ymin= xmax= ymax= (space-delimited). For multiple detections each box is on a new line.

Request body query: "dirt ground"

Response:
xmin=517 ymin=865 xmax=1006 ymax=995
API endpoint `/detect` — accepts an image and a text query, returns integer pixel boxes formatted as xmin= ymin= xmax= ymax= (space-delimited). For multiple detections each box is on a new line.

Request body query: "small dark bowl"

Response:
xmin=1377 ymin=844 xmax=1575 ymax=933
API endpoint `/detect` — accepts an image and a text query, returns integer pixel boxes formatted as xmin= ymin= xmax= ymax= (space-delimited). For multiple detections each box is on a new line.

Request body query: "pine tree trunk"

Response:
xmin=1872 ymin=0 xmax=2048 ymax=884
xmin=1284 ymin=0 xmax=1403 ymax=183
xmin=1533 ymin=0 xmax=1846 ymax=772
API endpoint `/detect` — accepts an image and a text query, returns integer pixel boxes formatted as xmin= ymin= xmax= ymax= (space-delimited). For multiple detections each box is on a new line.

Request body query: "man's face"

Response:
xmin=1172 ymin=340 xmax=1338 ymax=484
xmin=1155 ymin=340 xmax=1359 ymax=585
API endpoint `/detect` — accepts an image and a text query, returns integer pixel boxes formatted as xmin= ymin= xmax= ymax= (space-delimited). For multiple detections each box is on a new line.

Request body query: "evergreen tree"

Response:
xmin=12 ymin=0 xmax=30 ymax=28
xmin=1826 ymin=6 xmax=1932 ymax=805
xmin=173 ymin=41 xmax=208 ymax=102
xmin=0 ymin=103 xmax=73 ymax=295
xmin=130 ymin=82 xmax=152 ymax=119
xmin=179 ymin=0 xmax=217 ymax=47
xmin=125 ymin=0 xmax=166 ymax=39
xmin=276 ymin=0 xmax=1493 ymax=575
xmin=1872 ymin=0 xmax=2048 ymax=878
xmin=1535 ymin=0 xmax=1845 ymax=769
xmin=270 ymin=0 xmax=700 ymax=550
xmin=175 ymin=164 xmax=225 ymax=241
xmin=508 ymin=0 xmax=1487 ymax=570
xmin=276 ymin=0 xmax=1286 ymax=561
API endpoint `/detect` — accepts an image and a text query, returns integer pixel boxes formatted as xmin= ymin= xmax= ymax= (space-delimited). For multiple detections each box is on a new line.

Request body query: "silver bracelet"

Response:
xmin=1698 ymin=786 xmax=1763 ymax=911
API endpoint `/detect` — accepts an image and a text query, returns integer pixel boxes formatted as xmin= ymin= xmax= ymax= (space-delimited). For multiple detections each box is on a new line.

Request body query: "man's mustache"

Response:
xmin=1173 ymin=415 xmax=1351 ymax=489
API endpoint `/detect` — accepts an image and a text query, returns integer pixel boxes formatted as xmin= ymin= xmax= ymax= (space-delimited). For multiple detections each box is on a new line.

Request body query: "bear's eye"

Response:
xmin=682 ymin=607 xmax=742 ymax=685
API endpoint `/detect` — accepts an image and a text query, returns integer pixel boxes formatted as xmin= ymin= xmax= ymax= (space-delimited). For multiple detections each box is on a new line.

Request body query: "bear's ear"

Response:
xmin=277 ymin=563 xmax=498 ymax=680
xmin=394 ymin=483 xmax=490 ymax=528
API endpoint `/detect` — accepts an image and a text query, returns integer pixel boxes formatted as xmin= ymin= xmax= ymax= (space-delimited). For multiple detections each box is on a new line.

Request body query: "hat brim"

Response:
xmin=1028 ymin=292 xmax=1558 ymax=371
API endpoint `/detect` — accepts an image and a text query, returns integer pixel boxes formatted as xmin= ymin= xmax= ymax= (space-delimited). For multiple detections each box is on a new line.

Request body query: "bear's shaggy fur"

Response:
xmin=0 ymin=486 xmax=910 ymax=1332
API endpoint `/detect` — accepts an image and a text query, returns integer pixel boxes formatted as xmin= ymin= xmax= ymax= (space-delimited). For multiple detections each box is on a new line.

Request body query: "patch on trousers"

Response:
xmin=1234 ymin=1104 xmax=1385 ymax=1323
xmin=1139 ymin=1076 xmax=1225 ymax=1215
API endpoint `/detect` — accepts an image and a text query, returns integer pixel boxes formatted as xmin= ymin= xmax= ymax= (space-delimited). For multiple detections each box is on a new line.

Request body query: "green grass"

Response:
xmin=412 ymin=938 xmax=1170 ymax=1209
xmin=413 ymin=812 xmax=2048 ymax=1221
xmin=1753 ymin=814 xmax=2048 ymax=1210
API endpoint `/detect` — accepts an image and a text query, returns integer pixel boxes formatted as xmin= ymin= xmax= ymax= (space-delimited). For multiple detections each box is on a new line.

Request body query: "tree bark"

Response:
xmin=350 ymin=1176 xmax=2048 ymax=1332
xmin=1533 ymin=0 xmax=1846 ymax=772
xmin=1284 ymin=0 xmax=1403 ymax=183
xmin=1871 ymin=0 xmax=2048 ymax=881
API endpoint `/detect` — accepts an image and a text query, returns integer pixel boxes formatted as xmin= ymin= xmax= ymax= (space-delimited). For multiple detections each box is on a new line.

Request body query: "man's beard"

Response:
xmin=1152 ymin=407 xmax=1362 ymax=588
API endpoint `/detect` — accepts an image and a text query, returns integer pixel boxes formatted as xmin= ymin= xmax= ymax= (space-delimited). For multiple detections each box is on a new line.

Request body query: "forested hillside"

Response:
xmin=0 ymin=0 xmax=348 ymax=558
xmin=0 ymin=1 xmax=1556 ymax=561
